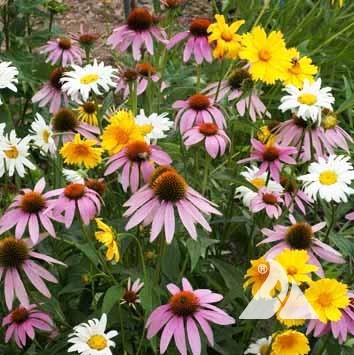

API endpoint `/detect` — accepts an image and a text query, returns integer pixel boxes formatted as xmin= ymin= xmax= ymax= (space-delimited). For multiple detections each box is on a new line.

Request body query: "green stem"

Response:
xmin=253 ymin=1 xmax=269 ymax=28
xmin=202 ymin=155 xmax=211 ymax=195
xmin=118 ymin=303 xmax=128 ymax=353
xmin=196 ymin=64 xmax=201 ymax=92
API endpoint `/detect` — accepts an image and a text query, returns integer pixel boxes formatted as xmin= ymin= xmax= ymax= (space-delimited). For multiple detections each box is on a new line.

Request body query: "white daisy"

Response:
xmin=63 ymin=168 xmax=86 ymax=184
xmin=68 ymin=313 xmax=118 ymax=355
xmin=0 ymin=130 xmax=35 ymax=177
xmin=244 ymin=336 xmax=272 ymax=355
xmin=0 ymin=61 xmax=18 ymax=104
xmin=235 ymin=166 xmax=283 ymax=208
xmin=30 ymin=113 xmax=56 ymax=156
xmin=135 ymin=109 xmax=173 ymax=143
xmin=61 ymin=60 xmax=117 ymax=103
xmin=278 ymin=78 xmax=334 ymax=125
xmin=298 ymin=154 xmax=354 ymax=203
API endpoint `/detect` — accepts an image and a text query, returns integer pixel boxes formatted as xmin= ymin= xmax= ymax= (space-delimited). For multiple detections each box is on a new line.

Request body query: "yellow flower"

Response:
xmin=275 ymin=249 xmax=317 ymax=286
xmin=75 ymin=101 xmax=99 ymax=126
xmin=101 ymin=110 xmax=148 ymax=155
xmin=271 ymin=330 xmax=310 ymax=355
xmin=60 ymin=134 xmax=102 ymax=169
xmin=239 ymin=26 xmax=292 ymax=84
xmin=256 ymin=125 xmax=274 ymax=143
xmin=282 ymin=48 xmax=318 ymax=88
xmin=95 ymin=218 xmax=120 ymax=263
xmin=305 ymin=278 xmax=349 ymax=322
xmin=244 ymin=257 xmax=275 ymax=297
xmin=331 ymin=0 xmax=344 ymax=7
xmin=207 ymin=14 xmax=245 ymax=59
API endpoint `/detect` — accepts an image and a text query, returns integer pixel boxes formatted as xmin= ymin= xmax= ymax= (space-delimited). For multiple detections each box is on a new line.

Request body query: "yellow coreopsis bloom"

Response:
xmin=75 ymin=101 xmax=99 ymax=126
xmin=271 ymin=330 xmax=310 ymax=355
xmin=101 ymin=110 xmax=150 ymax=155
xmin=282 ymin=48 xmax=318 ymax=88
xmin=239 ymin=26 xmax=292 ymax=84
xmin=207 ymin=14 xmax=245 ymax=59
xmin=305 ymin=278 xmax=349 ymax=322
xmin=331 ymin=0 xmax=344 ymax=8
xmin=274 ymin=249 xmax=317 ymax=285
xmin=95 ymin=218 xmax=120 ymax=263
xmin=60 ymin=134 xmax=103 ymax=169
xmin=256 ymin=125 xmax=274 ymax=143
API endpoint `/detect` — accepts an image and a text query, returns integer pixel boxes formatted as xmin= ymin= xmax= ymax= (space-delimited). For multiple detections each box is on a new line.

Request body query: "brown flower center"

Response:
xmin=280 ymin=176 xmax=298 ymax=193
xmin=49 ymin=67 xmax=64 ymax=90
xmin=123 ymin=69 xmax=138 ymax=81
xmin=127 ymin=8 xmax=153 ymax=32
xmin=85 ymin=179 xmax=106 ymax=196
xmin=82 ymin=102 xmax=96 ymax=114
xmin=228 ymin=68 xmax=252 ymax=90
xmin=0 ymin=237 xmax=29 ymax=268
xmin=262 ymin=193 xmax=278 ymax=205
xmin=136 ymin=63 xmax=156 ymax=77
xmin=125 ymin=141 xmax=151 ymax=162
xmin=170 ymin=290 xmax=199 ymax=316
xmin=188 ymin=94 xmax=210 ymax=110
xmin=189 ymin=18 xmax=211 ymax=37
xmin=123 ymin=290 xmax=138 ymax=304
xmin=199 ymin=123 xmax=218 ymax=136
xmin=11 ymin=306 xmax=30 ymax=324
xmin=150 ymin=167 xmax=187 ymax=202
xmin=163 ymin=0 xmax=183 ymax=8
xmin=64 ymin=183 xmax=86 ymax=199
xmin=286 ymin=222 xmax=313 ymax=250
xmin=20 ymin=191 xmax=46 ymax=213
xmin=58 ymin=37 xmax=72 ymax=50
xmin=263 ymin=146 xmax=279 ymax=161
xmin=52 ymin=108 xmax=78 ymax=132
xmin=79 ymin=33 xmax=99 ymax=45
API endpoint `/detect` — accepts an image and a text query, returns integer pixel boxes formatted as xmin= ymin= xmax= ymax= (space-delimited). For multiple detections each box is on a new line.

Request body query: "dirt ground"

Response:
xmin=56 ymin=0 xmax=212 ymax=61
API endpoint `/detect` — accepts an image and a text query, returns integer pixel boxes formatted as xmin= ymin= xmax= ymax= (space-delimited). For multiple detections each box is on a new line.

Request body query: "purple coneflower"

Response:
xmin=167 ymin=18 xmax=213 ymax=64
xmin=40 ymin=37 xmax=82 ymax=67
xmin=69 ymin=23 xmax=100 ymax=50
xmin=120 ymin=277 xmax=144 ymax=310
xmin=183 ymin=123 xmax=230 ymax=158
xmin=107 ymin=7 xmax=167 ymax=61
xmin=105 ymin=140 xmax=172 ymax=192
xmin=279 ymin=176 xmax=312 ymax=214
xmin=250 ymin=187 xmax=283 ymax=219
xmin=173 ymin=93 xmax=226 ymax=133
xmin=0 ymin=237 xmax=65 ymax=309
xmin=239 ymin=138 xmax=297 ymax=182
xmin=52 ymin=108 xmax=100 ymax=143
xmin=306 ymin=293 xmax=354 ymax=344
xmin=259 ymin=215 xmax=345 ymax=276
xmin=346 ymin=212 xmax=354 ymax=221
xmin=32 ymin=67 xmax=68 ymax=114
xmin=2 ymin=304 xmax=54 ymax=348
xmin=124 ymin=166 xmax=221 ymax=243
xmin=146 ymin=277 xmax=235 ymax=355
xmin=45 ymin=183 xmax=102 ymax=228
xmin=0 ymin=178 xmax=61 ymax=244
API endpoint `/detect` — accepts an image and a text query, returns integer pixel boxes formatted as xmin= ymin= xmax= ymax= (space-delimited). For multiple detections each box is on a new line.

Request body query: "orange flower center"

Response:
xmin=64 ymin=183 xmax=86 ymax=199
xmin=58 ymin=37 xmax=72 ymax=50
xmin=169 ymin=290 xmax=200 ymax=316
xmin=85 ymin=179 xmax=106 ymax=195
xmin=20 ymin=191 xmax=46 ymax=213
xmin=258 ymin=49 xmax=271 ymax=61
xmin=286 ymin=223 xmax=313 ymax=250
xmin=188 ymin=94 xmax=210 ymax=110
xmin=189 ymin=18 xmax=211 ymax=36
xmin=127 ymin=8 xmax=153 ymax=31
xmin=0 ymin=237 xmax=29 ymax=268
xmin=123 ymin=69 xmax=138 ymax=81
xmin=199 ymin=123 xmax=218 ymax=136
xmin=263 ymin=146 xmax=279 ymax=161
xmin=11 ymin=307 xmax=30 ymax=323
xmin=262 ymin=193 xmax=278 ymax=205
xmin=125 ymin=141 xmax=151 ymax=162
xmin=136 ymin=63 xmax=156 ymax=76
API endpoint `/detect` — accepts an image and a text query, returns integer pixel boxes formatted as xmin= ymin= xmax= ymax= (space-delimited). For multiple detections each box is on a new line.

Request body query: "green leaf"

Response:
xmin=186 ymin=237 xmax=219 ymax=271
xmin=162 ymin=239 xmax=180 ymax=280
xmin=102 ymin=285 xmax=123 ymax=314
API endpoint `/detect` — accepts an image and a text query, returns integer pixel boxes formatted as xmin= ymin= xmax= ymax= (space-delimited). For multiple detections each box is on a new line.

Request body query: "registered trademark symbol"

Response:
xmin=258 ymin=264 xmax=268 ymax=274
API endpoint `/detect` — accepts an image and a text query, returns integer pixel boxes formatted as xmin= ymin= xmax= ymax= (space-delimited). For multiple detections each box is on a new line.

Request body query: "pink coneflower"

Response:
xmin=40 ymin=37 xmax=82 ymax=67
xmin=306 ymin=293 xmax=354 ymax=344
xmin=70 ymin=23 xmax=100 ymax=49
xmin=116 ymin=63 xmax=161 ymax=99
xmin=146 ymin=277 xmax=235 ymax=355
xmin=250 ymin=187 xmax=283 ymax=219
xmin=32 ymin=67 xmax=68 ymax=114
xmin=273 ymin=115 xmax=329 ymax=162
xmin=124 ymin=166 xmax=221 ymax=243
xmin=239 ymin=138 xmax=297 ymax=182
xmin=173 ymin=93 xmax=226 ymax=133
xmin=2 ymin=304 xmax=54 ymax=348
xmin=346 ymin=212 xmax=354 ymax=221
xmin=0 ymin=237 xmax=65 ymax=309
xmin=203 ymin=68 xmax=270 ymax=122
xmin=259 ymin=215 xmax=345 ymax=276
xmin=105 ymin=141 xmax=172 ymax=192
xmin=279 ymin=176 xmax=312 ymax=214
xmin=183 ymin=123 xmax=230 ymax=159
xmin=52 ymin=108 xmax=100 ymax=143
xmin=45 ymin=183 xmax=102 ymax=228
xmin=167 ymin=18 xmax=213 ymax=64
xmin=107 ymin=7 xmax=167 ymax=61
xmin=120 ymin=277 xmax=144 ymax=310
xmin=0 ymin=178 xmax=61 ymax=244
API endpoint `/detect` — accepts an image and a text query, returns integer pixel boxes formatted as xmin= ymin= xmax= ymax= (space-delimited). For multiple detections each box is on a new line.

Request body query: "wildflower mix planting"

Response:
xmin=0 ymin=0 xmax=354 ymax=354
